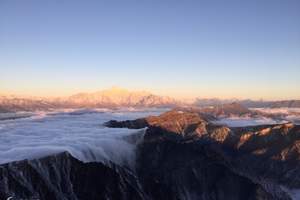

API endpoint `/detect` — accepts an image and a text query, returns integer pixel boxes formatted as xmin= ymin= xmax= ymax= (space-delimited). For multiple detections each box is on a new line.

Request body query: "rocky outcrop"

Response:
xmin=1 ymin=109 xmax=300 ymax=200
xmin=106 ymin=110 xmax=207 ymax=131
xmin=0 ymin=152 xmax=146 ymax=200
xmin=105 ymin=110 xmax=300 ymax=199
xmin=105 ymin=118 xmax=149 ymax=129
xmin=136 ymin=129 xmax=275 ymax=200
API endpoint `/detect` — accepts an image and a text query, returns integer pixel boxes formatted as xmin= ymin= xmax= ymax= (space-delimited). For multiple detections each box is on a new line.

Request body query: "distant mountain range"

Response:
xmin=1 ymin=87 xmax=300 ymax=112
xmin=67 ymin=87 xmax=179 ymax=107
xmin=0 ymin=97 xmax=55 ymax=112
xmin=0 ymin=87 xmax=180 ymax=112
xmin=193 ymin=98 xmax=300 ymax=108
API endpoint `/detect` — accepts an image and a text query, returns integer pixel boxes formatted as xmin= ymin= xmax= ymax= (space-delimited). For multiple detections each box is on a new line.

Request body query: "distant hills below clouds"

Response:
xmin=0 ymin=87 xmax=300 ymax=112
xmin=193 ymin=98 xmax=300 ymax=108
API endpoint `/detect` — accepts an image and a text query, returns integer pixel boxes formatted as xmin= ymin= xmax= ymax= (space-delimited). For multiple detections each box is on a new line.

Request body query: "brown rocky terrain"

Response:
xmin=1 ymin=109 xmax=300 ymax=199
xmin=106 ymin=109 xmax=300 ymax=199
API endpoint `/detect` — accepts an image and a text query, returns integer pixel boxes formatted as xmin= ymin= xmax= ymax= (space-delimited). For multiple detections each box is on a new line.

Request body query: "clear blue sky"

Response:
xmin=0 ymin=0 xmax=299 ymax=99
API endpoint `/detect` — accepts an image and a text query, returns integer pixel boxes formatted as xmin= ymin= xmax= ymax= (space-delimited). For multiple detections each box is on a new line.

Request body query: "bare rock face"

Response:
xmin=136 ymin=130 xmax=275 ymax=200
xmin=105 ymin=110 xmax=207 ymax=133
xmin=0 ymin=152 xmax=146 ymax=200
xmin=1 ymin=109 xmax=300 ymax=200
xmin=105 ymin=109 xmax=300 ymax=199
xmin=104 ymin=118 xmax=149 ymax=129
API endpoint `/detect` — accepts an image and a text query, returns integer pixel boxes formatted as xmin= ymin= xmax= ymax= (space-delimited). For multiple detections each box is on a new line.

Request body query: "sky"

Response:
xmin=0 ymin=0 xmax=299 ymax=100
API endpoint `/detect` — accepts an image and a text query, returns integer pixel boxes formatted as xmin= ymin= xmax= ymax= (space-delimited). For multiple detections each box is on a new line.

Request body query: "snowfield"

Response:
xmin=0 ymin=109 xmax=164 ymax=167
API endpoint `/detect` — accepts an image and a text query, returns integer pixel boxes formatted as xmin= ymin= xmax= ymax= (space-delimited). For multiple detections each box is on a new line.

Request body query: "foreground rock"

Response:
xmin=0 ymin=152 xmax=146 ymax=200
xmin=1 ymin=109 xmax=300 ymax=199
xmin=106 ymin=109 xmax=300 ymax=199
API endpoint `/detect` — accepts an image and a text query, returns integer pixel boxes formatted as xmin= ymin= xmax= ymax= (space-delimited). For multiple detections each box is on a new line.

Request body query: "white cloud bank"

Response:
xmin=0 ymin=109 xmax=163 ymax=167
xmin=215 ymin=108 xmax=300 ymax=127
xmin=214 ymin=116 xmax=288 ymax=127
xmin=251 ymin=108 xmax=300 ymax=115
xmin=1 ymin=107 xmax=299 ymax=166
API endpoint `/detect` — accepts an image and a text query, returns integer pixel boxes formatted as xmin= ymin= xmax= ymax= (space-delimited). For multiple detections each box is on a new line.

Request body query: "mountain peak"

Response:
xmin=100 ymin=87 xmax=150 ymax=96
xmin=67 ymin=87 xmax=178 ymax=107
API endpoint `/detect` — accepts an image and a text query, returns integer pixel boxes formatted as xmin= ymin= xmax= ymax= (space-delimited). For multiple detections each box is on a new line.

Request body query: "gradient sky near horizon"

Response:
xmin=0 ymin=0 xmax=299 ymax=100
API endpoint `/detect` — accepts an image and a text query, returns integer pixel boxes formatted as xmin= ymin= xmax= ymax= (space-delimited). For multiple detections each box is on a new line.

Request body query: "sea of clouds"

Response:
xmin=1 ymin=107 xmax=299 ymax=166
xmin=214 ymin=116 xmax=288 ymax=127
xmin=214 ymin=108 xmax=300 ymax=127
xmin=251 ymin=107 xmax=300 ymax=115
xmin=0 ymin=108 xmax=164 ymax=167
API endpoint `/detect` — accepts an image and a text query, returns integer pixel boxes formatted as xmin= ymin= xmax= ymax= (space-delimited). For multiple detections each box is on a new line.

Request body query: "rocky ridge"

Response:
xmin=106 ymin=109 xmax=300 ymax=199
xmin=0 ymin=88 xmax=180 ymax=112
xmin=1 ymin=109 xmax=300 ymax=199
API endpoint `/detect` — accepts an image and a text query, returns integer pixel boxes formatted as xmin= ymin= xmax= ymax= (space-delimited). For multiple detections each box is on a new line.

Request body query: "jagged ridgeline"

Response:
xmin=0 ymin=87 xmax=180 ymax=112
xmin=1 ymin=109 xmax=300 ymax=200
xmin=1 ymin=87 xmax=300 ymax=113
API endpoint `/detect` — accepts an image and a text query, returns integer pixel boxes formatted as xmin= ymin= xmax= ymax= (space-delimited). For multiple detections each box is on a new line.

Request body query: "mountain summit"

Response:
xmin=0 ymin=87 xmax=180 ymax=112
xmin=68 ymin=87 xmax=179 ymax=107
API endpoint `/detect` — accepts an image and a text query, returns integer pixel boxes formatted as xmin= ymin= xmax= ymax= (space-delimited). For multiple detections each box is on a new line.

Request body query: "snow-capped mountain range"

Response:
xmin=1 ymin=87 xmax=300 ymax=113
xmin=67 ymin=87 xmax=178 ymax=107
xmin=0 ymin=87 xmax=180 ymax=112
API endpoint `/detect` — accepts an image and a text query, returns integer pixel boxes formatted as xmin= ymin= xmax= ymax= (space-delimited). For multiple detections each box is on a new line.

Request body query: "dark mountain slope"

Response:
xmin=0 ymin=152 xmax=146 ymax=200
xmin=1 ymin=109 xmax=300 ymax=199
xmin=106 ymin=110 xmax=300 ymax=199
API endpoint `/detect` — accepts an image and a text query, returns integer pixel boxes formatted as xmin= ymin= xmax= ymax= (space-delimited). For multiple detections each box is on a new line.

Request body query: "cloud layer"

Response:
xmin=0 ymin=109 xmax=163 ymax=167
xmin=214 ymin=108 xmax=300 ymax=127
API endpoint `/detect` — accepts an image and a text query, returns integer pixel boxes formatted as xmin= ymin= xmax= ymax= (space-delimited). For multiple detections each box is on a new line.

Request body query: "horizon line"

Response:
xmin=1 ymin=87 xmax=300 ymax=102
